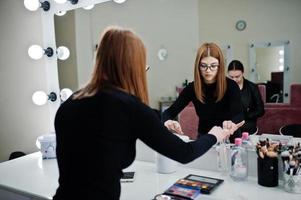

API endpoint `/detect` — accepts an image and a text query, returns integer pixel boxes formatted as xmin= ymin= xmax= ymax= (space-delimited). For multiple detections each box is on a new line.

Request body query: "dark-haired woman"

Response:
xmin=228 ymin=60 xmax=265 ymax=134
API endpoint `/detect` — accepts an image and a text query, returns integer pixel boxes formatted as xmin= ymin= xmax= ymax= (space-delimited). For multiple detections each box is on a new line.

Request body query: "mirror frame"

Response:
xmin=249 ymin=40 xmax=290 ymax=103
xmin=41 ymin=0 xmax=111 ymax=130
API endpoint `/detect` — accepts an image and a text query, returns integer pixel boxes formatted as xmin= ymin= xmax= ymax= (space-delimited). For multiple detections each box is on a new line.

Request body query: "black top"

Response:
xmin=53 ymin=87 xmax=217 ymax=200
xmin=240 ymin=78 xmax=265 ymax=134
xmin=162 ymin=78 xmax=244 ymax=138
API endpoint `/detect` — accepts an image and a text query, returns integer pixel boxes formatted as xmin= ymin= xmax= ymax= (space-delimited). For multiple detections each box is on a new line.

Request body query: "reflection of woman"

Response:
xmin=163 ymin=43 xmax=244 ymax=141
xmin=53 ymin=28 xmax=242 ymax=200
xmin=228 ymin=60 xmax=265 ymax=134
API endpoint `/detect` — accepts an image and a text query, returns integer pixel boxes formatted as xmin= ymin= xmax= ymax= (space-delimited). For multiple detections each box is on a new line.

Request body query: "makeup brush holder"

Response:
xmin=283 ymin=174 xmax=301 ymax=193
xmin=257 ymin=157 xmax=278 ymax=187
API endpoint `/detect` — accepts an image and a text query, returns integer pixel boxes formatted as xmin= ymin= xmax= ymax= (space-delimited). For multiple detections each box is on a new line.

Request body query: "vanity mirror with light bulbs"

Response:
xmin=26 ymin=0 xmax=300 ymax=128
xmin=25 ymin=0 xmax=112 ymax=129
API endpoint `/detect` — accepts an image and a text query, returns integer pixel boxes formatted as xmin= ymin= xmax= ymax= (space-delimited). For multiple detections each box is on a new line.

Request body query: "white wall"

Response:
xmin=198 ymin=0 xmax=301 ymax=84
xmin=73 ymin=0 xmax=199 ymax=108
xmin=0 ymin=0 xmax=50 ymax=162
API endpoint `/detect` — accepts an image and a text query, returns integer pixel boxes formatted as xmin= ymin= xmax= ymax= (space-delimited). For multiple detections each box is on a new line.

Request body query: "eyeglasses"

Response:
xmin=146 ymin=65 xmax=150 ymax=71
xmin=199 ymin=63 xmax=219 ymax=71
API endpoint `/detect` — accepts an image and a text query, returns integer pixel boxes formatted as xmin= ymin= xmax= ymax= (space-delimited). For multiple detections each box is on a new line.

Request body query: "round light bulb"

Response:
xmin=28 ymin=45 xmax=44 ymax=60
xmin=57 ymin=46 xmax=70 ymax=60
xmin=55 ymin=10 xmax=67 ymax=16
xmin=278 ymin=50 xmax=284 ymax=56
xmin=32 ymin=91 xmax=48 ymax=106
xmin=60 ymin=88 xmax=73 ymax=101
xmin=113 ymin=0 xmax=127 ymax=4
xmin=24 ymin=0 xmax=40 ymax=11
xmin=83 ymin=5 xmax=95 ymax=10
xmin=53 ymin=0 xmax=67 ymax=4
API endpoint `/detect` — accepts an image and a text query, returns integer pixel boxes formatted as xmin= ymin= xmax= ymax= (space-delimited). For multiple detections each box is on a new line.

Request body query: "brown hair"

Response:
xmin=193 ymin=43 xmax=227 ymax=103
xmin=73 ymin=26 xmax=149 ymax=105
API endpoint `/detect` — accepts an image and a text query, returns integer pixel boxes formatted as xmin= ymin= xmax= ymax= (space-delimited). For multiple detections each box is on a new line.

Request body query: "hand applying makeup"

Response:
xmin=222 ymin=120 xmax=245 ymax=136
xmin=208 ymin=126 xmax=228 ymax=143
xmin=164 ymin=120 xmax=184 ymax=135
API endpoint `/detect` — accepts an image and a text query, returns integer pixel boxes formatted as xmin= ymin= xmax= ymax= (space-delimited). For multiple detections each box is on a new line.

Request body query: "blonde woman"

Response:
xmin=163 ymin=43 xmax=244 ymax=142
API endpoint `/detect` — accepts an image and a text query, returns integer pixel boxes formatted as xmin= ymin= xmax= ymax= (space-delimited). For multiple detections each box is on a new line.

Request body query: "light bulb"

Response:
xmin=28 ymin=45 xmax=44 ymax=60
xmin=83 ymin=5 xmax=95 ymax=10
xmin=32 ymin=91 xmax=48 ymax=106
xmin=57 ymin=46 xmax=70 ymax=60
xmin=53 ymin=0 xmax=67 ymax=4
xmin=113 ymin=0 xmax=127 ymax=4
xmin=55 ymin=10 xmax=67 ymax=16
xmin=24 ymin=0 xmax=40 ymax=11
xmin=279 ymin=50 xmax=284 ymax=56
xmin=60 ymin=88 xmax=73 ymax=101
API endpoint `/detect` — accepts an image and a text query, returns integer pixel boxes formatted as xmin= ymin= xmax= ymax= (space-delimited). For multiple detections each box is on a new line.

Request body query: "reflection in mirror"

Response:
xmin=54 ymin=10 xmax=79 ymax=92
xmin=249 ymin=41 xmax=290 ymax=103
xmin=53 ymin=0 xmax=202 ymax=109
xmin=53 ymin=1 xmax=232 ymax=108
xmin=256 ymin=46 xmax=284 ymax=103
xmin=52 ymin=0 xmax=298 ymax=108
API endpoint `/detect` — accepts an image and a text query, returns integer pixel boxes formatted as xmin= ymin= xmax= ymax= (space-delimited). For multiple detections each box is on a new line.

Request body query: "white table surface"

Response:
xmin=0 ymin=152 xmax=300 ymax=200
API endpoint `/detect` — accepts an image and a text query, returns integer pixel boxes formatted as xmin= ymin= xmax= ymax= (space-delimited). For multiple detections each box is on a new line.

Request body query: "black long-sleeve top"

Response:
xmin=162 ymin=78 xmax=244 ymax=138
xmin=240 ymin=78 xmax=265 ymax=134
xmin=53 ymin=86 xmax=217 ymax=200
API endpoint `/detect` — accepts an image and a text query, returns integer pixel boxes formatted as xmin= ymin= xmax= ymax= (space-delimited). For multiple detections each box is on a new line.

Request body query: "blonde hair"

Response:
xmin=73 ymin=26 xmax=149 ymax=105
xmin=193 ymin=43 xmax=227 ymax=103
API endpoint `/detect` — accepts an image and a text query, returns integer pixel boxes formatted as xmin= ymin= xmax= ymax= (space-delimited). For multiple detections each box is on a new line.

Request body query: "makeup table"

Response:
xmin=0 ymin=149 xmax=300 ymax=200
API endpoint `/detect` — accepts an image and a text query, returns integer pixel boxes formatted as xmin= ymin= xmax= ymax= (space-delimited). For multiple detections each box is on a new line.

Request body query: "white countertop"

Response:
xmin=0 ymin=152 xmax=57 ymax=200
xmin=0 ymin=152 xmax=300 ymax=200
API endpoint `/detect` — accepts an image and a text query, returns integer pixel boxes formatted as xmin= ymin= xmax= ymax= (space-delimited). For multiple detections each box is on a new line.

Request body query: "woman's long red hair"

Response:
xmin=193 ymin=43 xmax=227 ymax=103
xmin=74 ymin=26 xmax=149 ymax=105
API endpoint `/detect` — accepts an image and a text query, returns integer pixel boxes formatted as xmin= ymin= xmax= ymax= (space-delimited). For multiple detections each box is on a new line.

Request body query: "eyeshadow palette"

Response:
xmin=182 ymin=174 xmax=224 ymax=194
xmin=161 ymin=174 xmax=224 ymax=199
xmin=163 ymin=184 xmax=201 ymax=200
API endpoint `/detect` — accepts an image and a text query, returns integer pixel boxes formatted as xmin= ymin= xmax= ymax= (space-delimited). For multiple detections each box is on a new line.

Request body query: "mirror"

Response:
xmin=47 ymin=0 xmax=301 ymax=112
xmin=54 ymin=10 xmax=79 ymax=92
xmin=53 ymin=0 xmax=233 ymax=108
xmin=249 ymin=41 xmax=290 ymax=103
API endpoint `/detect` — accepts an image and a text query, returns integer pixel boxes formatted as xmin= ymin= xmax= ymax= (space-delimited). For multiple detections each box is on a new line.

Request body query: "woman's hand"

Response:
xmin=208 ymin=126 xmax=229 ymax=143
xmin=222 ymin=120 xmax=245 ymax=135
xmin=208 ymin=121 xmax=245 ymax=143
xmin=164 ymin=120 xmax=184 ymax=135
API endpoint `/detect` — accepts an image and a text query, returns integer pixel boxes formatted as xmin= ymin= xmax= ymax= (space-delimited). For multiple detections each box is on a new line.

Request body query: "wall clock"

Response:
xmin=236 ymin=20 xmax=247 ymax=31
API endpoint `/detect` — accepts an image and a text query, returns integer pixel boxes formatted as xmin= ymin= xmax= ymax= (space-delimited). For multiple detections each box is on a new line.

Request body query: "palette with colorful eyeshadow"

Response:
xmin=163 ymin=184 xmax=201 ymax=200
xmin=182 ymin=174 xmax=224 ymax=194
xmin=158 ymin=174 xmax=224 ymax=200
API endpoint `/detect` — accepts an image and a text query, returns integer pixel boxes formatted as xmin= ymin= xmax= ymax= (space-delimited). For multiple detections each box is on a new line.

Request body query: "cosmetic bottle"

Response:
xmin=241 ymin=132 xmax=253 ymax=150
xmin=230 ymin=138 xmax=248 ymax=181
xmin=216 ymin=140 xmax=229 ymax=175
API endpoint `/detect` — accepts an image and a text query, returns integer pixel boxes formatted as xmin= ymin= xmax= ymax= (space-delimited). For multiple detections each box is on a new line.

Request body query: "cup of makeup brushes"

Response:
xmin=283 ymin=173 xmax=301 ymax=193
xmin=257 ymin=157 xmax=278 ymax=187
